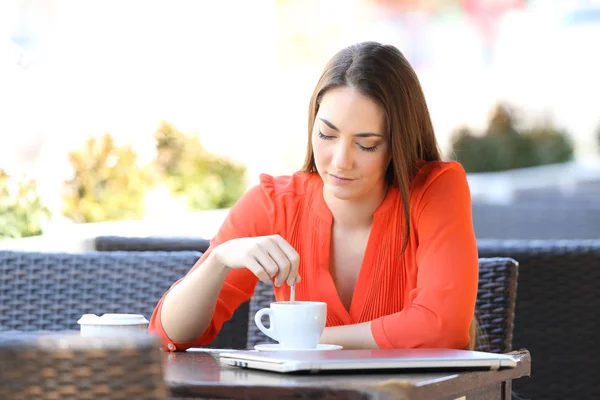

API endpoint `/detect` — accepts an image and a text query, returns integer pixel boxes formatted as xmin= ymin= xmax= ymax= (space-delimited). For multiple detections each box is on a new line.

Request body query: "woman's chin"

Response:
xmin=324 ymin=184 xmax=358 ymax=201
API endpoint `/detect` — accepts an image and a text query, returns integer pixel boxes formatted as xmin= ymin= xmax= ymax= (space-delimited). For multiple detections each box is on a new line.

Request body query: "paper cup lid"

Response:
xmin=77 ymin=313 xmax=149 ymax=326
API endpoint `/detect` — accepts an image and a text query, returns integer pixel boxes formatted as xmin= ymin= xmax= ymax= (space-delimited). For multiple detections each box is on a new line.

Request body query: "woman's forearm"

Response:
xmin=160 ymin=251 xmax=230 ymax=342
xmin=319 ymin=322 xmax=379 ymax=350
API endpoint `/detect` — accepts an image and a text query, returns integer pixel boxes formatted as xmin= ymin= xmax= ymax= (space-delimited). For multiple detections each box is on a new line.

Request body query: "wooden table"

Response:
xmin=164 ymin=349 xmax=531 ymax=399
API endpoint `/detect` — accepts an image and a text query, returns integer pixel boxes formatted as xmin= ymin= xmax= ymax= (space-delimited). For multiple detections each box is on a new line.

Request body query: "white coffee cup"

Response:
xmin=77 ymin=314 xmax=149 ymax=337
xmin=254 ymin=301 xmax=327 ymax=349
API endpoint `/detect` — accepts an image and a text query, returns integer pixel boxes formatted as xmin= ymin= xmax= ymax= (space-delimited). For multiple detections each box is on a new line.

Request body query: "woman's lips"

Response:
xmin=329 ymin=173 xmax=355 ymax=185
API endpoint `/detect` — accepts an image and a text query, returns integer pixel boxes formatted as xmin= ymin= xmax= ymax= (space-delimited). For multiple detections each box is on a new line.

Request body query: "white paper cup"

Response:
xmin=77 ymin=314 xmax=149 ymax=337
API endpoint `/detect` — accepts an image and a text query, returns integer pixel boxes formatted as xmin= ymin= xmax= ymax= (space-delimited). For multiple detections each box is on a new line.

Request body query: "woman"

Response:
xmin=150 ymin=41 xmax=478 ymax=351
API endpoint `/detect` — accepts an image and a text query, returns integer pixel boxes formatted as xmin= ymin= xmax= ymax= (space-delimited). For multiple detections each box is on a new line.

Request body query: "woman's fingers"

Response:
xmin=222 ymin=235 xmax=300 ymax=286
xmin=270 ymin=235 xmax=300 ymax=286
xmin=246 ymin=258 xmax=272 ymax=283
xmin=252 ymin=249 xmax=279 ymax=280
xmin=262 ymin=237 xmax=292 ymax=287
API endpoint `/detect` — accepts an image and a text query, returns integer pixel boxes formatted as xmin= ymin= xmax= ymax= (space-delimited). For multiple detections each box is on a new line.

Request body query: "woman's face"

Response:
xmin=312 ymin=86 xmax=391 ymax=202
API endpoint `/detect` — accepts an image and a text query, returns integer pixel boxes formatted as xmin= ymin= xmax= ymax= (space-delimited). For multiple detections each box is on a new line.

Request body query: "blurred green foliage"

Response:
xmin=0 ymin=169 xmax=50 ymax=239
xmin=450 ymin=105 xmax=574 ymax=172
xmin=62 ymin=134 xmax=153 ymax=223
xmin=153 ymin=121 xmax=247 ymax=211
xmin=62 ymin=122 xmax=247 ymax=223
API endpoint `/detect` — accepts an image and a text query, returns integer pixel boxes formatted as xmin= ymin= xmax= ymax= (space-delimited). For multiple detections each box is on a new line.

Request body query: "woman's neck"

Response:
xmin=323 ymin=183 xmax=388 ymax=230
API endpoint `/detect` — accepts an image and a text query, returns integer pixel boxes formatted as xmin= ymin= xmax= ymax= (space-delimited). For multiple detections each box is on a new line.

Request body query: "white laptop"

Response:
xmin=218 ymin=348 xmax=519 ymax=374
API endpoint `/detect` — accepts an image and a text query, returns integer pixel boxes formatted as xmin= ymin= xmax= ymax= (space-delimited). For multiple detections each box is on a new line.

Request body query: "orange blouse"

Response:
xmin=149 ymin=160 xmax=479 ymax=351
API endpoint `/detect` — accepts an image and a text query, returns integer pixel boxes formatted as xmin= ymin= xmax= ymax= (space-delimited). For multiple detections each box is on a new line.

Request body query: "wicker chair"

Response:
xmin=0 ymin=250 xmax=248 ymax=349
xmin=247 ymin=257 xmax=519 ymax=353
xmin=474 ymin=257 xmax=519 ymax=353
xmin=477 ymin=239 xmax=600 ymax=400
xmin=0 ymin=332 xmax=166 ymax=399
xmin=94 ymin=236 xmax=211 ymax=253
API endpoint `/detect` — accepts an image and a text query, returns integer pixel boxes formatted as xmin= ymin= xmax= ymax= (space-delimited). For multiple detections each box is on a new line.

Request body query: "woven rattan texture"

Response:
xmin=478 ymin=239 xmax=600 ymax=400
xmin=247 ymin=257 xmax=519 ymax=353
xmin=474 ymin=257 xmax=518 ymax=354
xmin=0 ymin=250 xmax=248 ymax=349
xmin=95 ymin=236 xmax=211 ymax=253
xmin=0 ymin=333 xmax=166 ymax=399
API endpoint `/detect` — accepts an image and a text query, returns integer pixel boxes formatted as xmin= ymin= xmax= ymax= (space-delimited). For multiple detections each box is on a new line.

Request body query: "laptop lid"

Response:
xmin=218 ymin=348 xmax=519 ymax=373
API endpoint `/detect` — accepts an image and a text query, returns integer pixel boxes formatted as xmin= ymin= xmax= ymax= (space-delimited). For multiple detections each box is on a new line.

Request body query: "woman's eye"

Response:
xmin=358 ymin=144 xmax=378 ymax=152
xmin=318 ymin=131 xmax=378 ymax=152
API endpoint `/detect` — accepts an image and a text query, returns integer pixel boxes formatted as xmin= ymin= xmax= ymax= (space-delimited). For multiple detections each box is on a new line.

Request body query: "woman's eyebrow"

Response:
xmin=318 ymin=118 xmax=384 ymax=138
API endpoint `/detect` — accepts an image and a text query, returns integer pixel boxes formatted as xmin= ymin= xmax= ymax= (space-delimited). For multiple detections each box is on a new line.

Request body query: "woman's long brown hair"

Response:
xmin=302 ymin=41 xmax=442 ymax=253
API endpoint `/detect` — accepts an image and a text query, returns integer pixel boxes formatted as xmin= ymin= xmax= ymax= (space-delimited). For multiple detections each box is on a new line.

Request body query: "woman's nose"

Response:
xmin=332 ymin=144 xmax=353 ymax=171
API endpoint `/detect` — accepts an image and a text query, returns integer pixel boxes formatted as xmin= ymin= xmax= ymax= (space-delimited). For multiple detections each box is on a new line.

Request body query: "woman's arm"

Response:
xmin=319 ymin=315 xmax=477 ymax=351
xmin=160 ymin=251 xmax=230 ymax=343
xmin=161 ymin=234 xmax=300 ymax=344
xmin=319 ymin=322 xmax=379 ymax=349
xmin=369 ymin=163 xmax=478 ymax=350
xmin=150 ymin=176 xmax=285 ymax=351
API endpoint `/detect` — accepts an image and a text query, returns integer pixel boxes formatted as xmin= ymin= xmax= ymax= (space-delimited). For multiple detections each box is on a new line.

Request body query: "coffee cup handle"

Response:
xmin=254 ymin=308 xmax=277 ymax=341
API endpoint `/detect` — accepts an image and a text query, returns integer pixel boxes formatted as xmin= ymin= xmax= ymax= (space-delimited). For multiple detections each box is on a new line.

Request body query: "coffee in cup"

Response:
xmin=77 ymin=314 xmax=149 ymax=337
xmin=254 ymin=301 xmax=326 ymax=349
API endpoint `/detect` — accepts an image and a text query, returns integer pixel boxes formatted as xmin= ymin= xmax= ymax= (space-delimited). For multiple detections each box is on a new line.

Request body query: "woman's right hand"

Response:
xmin=212 ymin=235 xmax=300 ymax=287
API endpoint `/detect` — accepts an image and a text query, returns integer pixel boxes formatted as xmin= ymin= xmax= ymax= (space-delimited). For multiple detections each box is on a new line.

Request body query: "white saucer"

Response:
xmin=254 ymin=343 xmax=342 ymax=351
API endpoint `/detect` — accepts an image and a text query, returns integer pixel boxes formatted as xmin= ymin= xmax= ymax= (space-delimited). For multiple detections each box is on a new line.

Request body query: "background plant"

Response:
xmin=0 ymin=169 xmax=50 ymax=239
xmin=153 ymin=121 xmax=247 ymax=211
xmin=450 ymin=104 xmax=574 ymax=172
xmin=62 ymin=133 xmax=154 ymax=223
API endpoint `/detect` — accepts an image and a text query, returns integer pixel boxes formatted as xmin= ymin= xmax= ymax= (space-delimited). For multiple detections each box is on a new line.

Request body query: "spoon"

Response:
xmin=290 ymin=283 xmax=296 ymax=304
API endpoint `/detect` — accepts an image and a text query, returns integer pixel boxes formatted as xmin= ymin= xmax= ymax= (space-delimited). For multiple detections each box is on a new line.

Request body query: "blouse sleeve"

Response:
xmin=149 ymin=174 xmax=280 ymax=351
xmin=371 ymin=163 xmax=479 ymax=349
